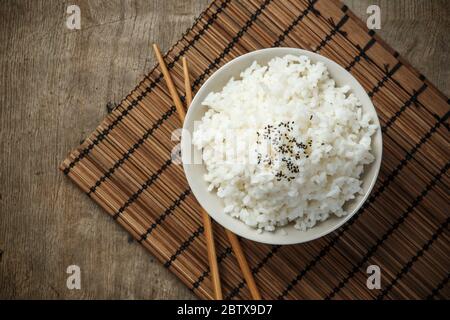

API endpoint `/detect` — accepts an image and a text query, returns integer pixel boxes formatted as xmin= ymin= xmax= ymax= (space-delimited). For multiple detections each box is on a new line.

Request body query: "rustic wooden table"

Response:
xmin=0 ymin=0 xmax=448 ymax=299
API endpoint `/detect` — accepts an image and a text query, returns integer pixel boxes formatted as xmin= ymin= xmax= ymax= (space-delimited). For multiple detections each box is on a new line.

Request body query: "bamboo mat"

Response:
xmin=60 ymin=0 xmax=450 ymax=300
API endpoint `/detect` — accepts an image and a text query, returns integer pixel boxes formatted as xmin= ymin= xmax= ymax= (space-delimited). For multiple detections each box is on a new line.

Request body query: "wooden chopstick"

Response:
xmin=153 ymin=44 xmax=222 ymax=300
xmin=153 ymin=44 xmax=261 ymax=300
xmin=182 ymin=57 xmax=260 ymax=300
xmin=225 ymin=230 xmax=262 ymax=300
xmin=182 ymin=57 xmax=193 ymax=106
xmin=182 ymin=57 xmax=223 ymax=300
xmin=153 ymin=44 xmax=186 ymax=119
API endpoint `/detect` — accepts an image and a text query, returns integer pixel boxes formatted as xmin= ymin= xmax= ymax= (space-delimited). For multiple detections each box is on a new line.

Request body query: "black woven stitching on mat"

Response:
xmin=138 ymin=189 xmax=191 ymax=243
xmin=368 ymin=62 xmax=403 ymax=97
xmin=433 ymin=113 xmax=450 ymax=132
xmin=225 ymin=245 xmax=281 ymax=300
xmin=314 ymin=15 xmax=349 ymax=53
xmin=106 ymin=102 xmax=116 ymax=114
xmin=112 ymin=159 xmax=172 ymax=220
xmin=87 ymin=106 xmax=176 ymax=196
xmin=164 ymin=226 xmax=204 ymax=268
xmin=346 ymin=37 xmax=376 ymax=71
xmin=345 ymin=38 xmax=377 ymax=71
xmin=427 ymin=273 xmax=450 ymax=300
xmin=191 ymin=0 xmax=272 ymax=91
xmin=382 ymin=83 xmax=428 ymax=133
xmin=277 ymin=112 xmax=449 ymax=299
xmin=63 ymin=0 xmax=231 ymax=175
xmin=191 ymin=247 xmax=232 ymax=290
xmin=166 ymin=0 xmax=231 ymax=69
xmin=272 ymin=0 xmax=320 ymax=47
xmin=376 ymin=217 xmax=450 ymax=300
xmin=325 ymin=164 xmax=449 ymax=300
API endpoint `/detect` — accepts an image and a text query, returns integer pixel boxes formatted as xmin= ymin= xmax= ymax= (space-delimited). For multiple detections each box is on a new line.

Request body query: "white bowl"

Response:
xmin=181 ymin=48 xmax=382 ymax=245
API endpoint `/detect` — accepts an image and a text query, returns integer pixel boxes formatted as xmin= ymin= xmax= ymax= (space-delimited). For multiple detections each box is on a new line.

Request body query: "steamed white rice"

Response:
xmin=193 ymin=55 xmax=376 ymax=232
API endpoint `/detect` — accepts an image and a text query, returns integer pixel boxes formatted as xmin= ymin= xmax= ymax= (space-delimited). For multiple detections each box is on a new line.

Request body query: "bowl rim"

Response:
xmin=182 ymin=47 xmax=383 ymax=245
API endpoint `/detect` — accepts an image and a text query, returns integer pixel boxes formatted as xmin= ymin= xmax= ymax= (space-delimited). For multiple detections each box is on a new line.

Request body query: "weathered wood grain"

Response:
xmin=0 ymin=0 xmax=448 ymax=299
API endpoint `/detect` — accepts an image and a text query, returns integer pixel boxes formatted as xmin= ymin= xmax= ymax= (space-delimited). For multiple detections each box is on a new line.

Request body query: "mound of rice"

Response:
xmin=193 ymin=55 xmax=376 ymax=232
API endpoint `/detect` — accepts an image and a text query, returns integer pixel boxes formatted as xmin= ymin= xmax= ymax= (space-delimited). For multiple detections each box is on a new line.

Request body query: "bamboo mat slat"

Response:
xmin=60 ymin=0 xmax=450 ymax=300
